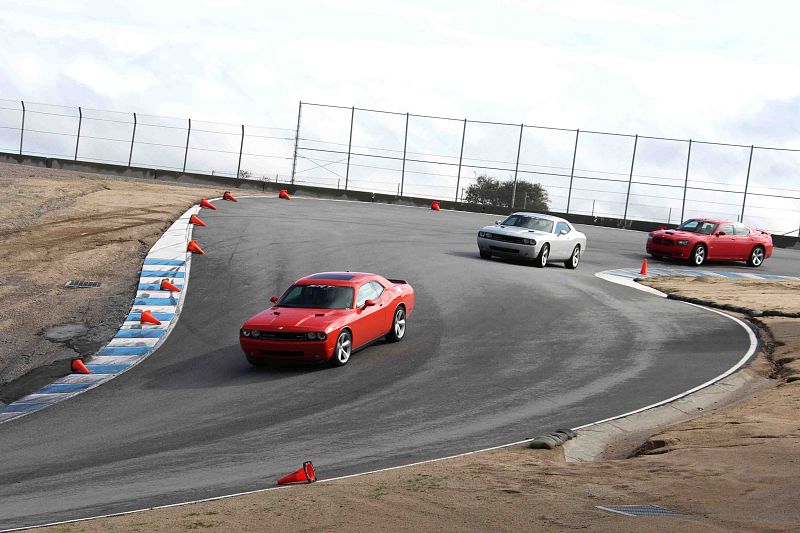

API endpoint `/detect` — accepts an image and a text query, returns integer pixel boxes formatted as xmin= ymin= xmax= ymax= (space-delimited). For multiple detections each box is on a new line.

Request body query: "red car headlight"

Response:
xmin=307 ymin=332 xmax=327 ymax=340
xmin=676 ymin=240 xmax=690 ymax=246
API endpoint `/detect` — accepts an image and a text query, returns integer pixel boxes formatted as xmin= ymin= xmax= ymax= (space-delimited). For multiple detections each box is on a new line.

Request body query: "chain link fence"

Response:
xmin=1 ymin=98 xmax=798 ymax=236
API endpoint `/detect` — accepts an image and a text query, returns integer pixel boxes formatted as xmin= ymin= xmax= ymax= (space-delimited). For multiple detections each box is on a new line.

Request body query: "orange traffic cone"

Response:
xmin=431 ymin=201 xmax=441 ymax=211
xmin=189 ymin=214 xmax=207 ymax=227
xmin=277 ymin=461 xmax=316 ymax=485
xmin=223 ymin=191 xmax=238 ymax=202
xmin=639 ymin=258 xmax=648 ymax=275
xmin=160 ymin=279 xmax=182 ymax=292
xmin=278 ymin=189 xmax=291 ymax=200
xmin=187 ymin=240 xmax=205 ymax=254
xmin=140 ymin=310 xmax=162 ymax=325
xmin=200 ymin=198 xmax=217 ymax=210
xmin=71 ymin=358 xmax=91 ymax=374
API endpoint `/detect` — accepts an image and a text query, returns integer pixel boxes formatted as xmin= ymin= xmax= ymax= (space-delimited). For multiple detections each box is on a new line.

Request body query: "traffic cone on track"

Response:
xmin=277 ymin=461 xmax=316 ymax=485
xmin=200 ymin=198 xmax=217 ymax=210
xmin=71 ymin=358 xmax=91 ymax=374
xmin=160 ymin=279 xmax=182 ymax=293
xmin=189 ymin=214 xmax=207 ymax=227
xmin=639 ymin=258 xmax=648 ymax=275
xmin=140 ymin=310 xmax=162 ymax=325
xmin=278 ymin=189 xmax=291 ymax=200
xmin=223 ymin=191 xmax=238 ymax=202
xmin=431 ymin=201 xmax=441 ymax=211
xmin=187 ymin=240 xmax=205 ymax=254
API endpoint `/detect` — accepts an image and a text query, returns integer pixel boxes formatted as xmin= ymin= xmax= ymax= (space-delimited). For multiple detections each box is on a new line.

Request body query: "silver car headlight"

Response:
xmin=522 ymin=238 xmax=537 ymax=245
xmin=478 ymin=231 xmax=486 ymax=237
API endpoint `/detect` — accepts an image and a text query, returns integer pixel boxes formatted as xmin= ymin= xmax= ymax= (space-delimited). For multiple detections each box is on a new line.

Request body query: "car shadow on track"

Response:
xmin=444 ymin=250 xmax=569 ymax=268
xmin=140 ymin=344 xmax=329 ymax=391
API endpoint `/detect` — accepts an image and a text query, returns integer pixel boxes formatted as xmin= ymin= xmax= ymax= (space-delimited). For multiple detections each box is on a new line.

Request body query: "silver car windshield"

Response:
xmin=500 ymin=215 xmax=554 ymax=233
xmin=278 ymin=284 xmax=354 ymax=309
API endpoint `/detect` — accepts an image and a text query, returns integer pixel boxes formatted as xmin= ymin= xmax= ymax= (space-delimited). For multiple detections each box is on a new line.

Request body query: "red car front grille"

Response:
xmin=652 ymin=237 xmax=673 ymax=246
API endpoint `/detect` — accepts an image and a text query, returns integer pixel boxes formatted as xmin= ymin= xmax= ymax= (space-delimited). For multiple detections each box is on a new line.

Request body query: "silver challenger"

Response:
xmin=476 ymin=212 xmax=587 ymax=268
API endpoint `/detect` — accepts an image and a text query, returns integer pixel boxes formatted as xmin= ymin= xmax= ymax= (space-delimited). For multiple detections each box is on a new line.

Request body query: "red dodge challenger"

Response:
xmin=647 ymin=218 xmax=773 ymax=267
xmin=240 ymin=272 xmax=414 ymax=366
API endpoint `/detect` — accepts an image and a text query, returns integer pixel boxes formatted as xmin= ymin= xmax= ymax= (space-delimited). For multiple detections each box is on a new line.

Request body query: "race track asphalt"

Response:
xmin=1 ymin=197 xmax=799 ymax=529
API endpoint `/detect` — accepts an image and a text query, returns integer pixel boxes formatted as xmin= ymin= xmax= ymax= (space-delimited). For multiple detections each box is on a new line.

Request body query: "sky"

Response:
xmin=0 ymin=0 xmax=798 ymax=231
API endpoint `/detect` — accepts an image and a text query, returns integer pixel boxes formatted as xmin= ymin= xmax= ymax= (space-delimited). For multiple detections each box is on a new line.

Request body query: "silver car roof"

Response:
xmin=507 ymin=212 xmax=570 ymax=224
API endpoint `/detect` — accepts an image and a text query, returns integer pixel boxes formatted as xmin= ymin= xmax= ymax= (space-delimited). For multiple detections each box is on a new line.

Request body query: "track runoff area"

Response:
xmin=1 ymin=194 xmax=798 ymax=530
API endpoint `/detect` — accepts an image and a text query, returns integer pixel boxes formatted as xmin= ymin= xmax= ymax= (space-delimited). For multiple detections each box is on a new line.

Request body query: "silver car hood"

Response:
xmin=480 ymin=225 xmax=552 ymax=238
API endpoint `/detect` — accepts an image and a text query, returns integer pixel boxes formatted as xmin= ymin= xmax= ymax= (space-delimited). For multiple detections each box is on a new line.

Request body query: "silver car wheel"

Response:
xmin=539 ymin=246 xmax=549 ymax=267
xmin=394 ymin=307 xmax=406 ymax=339
xmin=692 ymin=245 xmax=705 ymax=266
xmin=335 ymin=332 xmax=351 ymax=364
xmin=571 ymin=248 xmax=580 ymax=267
xmin=751 ymin=247 xmax=764 ymax=266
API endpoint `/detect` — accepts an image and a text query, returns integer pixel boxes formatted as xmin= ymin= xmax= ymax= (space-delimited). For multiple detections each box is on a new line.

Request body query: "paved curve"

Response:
xmin=1 ymin=198 xmax=798 ymax=529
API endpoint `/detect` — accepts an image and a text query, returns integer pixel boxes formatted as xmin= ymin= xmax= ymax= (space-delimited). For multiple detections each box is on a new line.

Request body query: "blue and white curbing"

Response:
xmin=596 ymin=266 xmax=799 ymax=296
xmin=0 ymin=203 xmax=203 ymax=424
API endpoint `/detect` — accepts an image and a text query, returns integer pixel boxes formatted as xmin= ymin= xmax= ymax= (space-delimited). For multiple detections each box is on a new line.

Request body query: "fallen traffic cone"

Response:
xmin=200 ymin=198 xmax=217 ymax=210
xmin=431 ymin=201 xmax=441 ymax=211
xmin=160 ymin=279 xmax=182 ymax=292
xmin=187 ymin=240 xmax=205 ymax=254
xmin=71 ymin=358 xmax=91 ymax=374
xmin=277 ymin=461 xmax=316 ymax=485
xmin=278 ymin=189 xmax=291 ymax=200
xmin=223 ymin=191 xmax=238 ymax=202
xmin=140 ymin=310 xmax=162 ymax=325
xmin=189 ymin=214 xmax=207 ymax=227
xmin=639 ymin=258 xmax=648 ymax=275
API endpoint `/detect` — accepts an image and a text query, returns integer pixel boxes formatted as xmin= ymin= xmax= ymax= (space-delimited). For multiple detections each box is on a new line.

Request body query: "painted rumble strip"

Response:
xmin=596 ymin=267 xmax=799 ymax=295
xmin=0 ymin=203 xmax=203 ymax=425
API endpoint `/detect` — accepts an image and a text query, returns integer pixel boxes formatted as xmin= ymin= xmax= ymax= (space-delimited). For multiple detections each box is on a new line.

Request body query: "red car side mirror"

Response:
xmin=270 ymin=295 xmax=279 ymax=303
xmin=364 ymin=299 xmax=377 ymax=307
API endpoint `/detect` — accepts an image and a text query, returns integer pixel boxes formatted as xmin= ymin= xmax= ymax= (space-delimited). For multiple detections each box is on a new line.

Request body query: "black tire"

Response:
xmin=688 ymin=243 xmax=706 ymax=266
xmin=329 ymin=329 xmax=352 ymax=367
xmin=479 ymin=250 xmax=491 ymax=259
xmin=533 ymin=243 xmax=549 ymax=268
xmin=564 ymin=245 xmax=580 ymax=269
xmin=385 ymin=305 xmax=407 ymax=342
xmin=747 ymin=245 xmax=765 ymax=267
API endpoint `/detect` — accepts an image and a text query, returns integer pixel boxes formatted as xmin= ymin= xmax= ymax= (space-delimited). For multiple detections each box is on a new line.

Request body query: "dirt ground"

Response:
xmin=0 ymin=163 xmax=228 ymax=404
xmin=2 ymin=163 xmax=798 ymax=532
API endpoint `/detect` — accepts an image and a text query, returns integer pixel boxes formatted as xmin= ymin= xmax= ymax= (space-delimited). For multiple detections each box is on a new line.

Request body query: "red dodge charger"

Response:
xmin=240 ymin=272 xmax=415 ymax=366
xmin=647 ymin=218 xmax=773 ymax=267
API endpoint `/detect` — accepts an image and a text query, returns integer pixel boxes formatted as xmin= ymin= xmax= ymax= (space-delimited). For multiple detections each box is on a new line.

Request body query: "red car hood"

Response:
xmin=244 ymin=307 xmax=349 ymax=330
xmin=655 ymin=230 xmax=700 ymax=239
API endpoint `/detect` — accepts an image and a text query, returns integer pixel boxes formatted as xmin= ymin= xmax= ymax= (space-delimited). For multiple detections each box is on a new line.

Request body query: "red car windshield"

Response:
xmin=676 ymin=220 xmax=717 ymax=235
xmin=277 ymin=284 xmax=354 ymax=309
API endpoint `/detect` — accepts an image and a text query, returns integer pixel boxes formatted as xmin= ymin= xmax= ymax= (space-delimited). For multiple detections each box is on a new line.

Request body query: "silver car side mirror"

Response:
xmin=495 ymin=220 xmax=502 ymax=225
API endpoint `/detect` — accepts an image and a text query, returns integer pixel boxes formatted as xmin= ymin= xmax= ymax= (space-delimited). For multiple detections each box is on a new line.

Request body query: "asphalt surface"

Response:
xmin=1 ymin=197 xmax=799 ymax=529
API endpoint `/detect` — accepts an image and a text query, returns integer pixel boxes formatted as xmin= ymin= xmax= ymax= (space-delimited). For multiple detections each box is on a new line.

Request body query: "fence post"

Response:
xmin=291 ymin=101 xmax=302 ymax=184
xmin=400 ymin=112 xmax=409 ymax=197
xmin=236 ymin=125 xmax=245 ymax=179
xmin=455 ymin=119 xmax=467 ymax=202
xmin=19 ymin=100 xmax=25 ymax=155
xmin=345 ymin=106 xmax=354 ymax=191
xmin=128 ymin=112 xmax=137 ymax=167
xmin=511 ymin=123 xmax=524 ymax=209
xmin=623 ymin=134 xmax=638 ymax=221
xmin=680 ymin=139 xmax=692 ymax=223
xmin=182 ymin=118 xmax=191 ymax=173
xmin=566 ymin=129 xmax=580 ymax=214
xmin=74 ymin=106 xmax=82 ymax=161
xmin=740 ymin=145 xmax=754 ymax=223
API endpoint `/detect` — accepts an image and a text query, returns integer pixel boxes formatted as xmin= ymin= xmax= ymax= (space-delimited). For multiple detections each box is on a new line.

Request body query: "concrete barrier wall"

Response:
xmin=2 ymin=151 xmax=797 ymax=249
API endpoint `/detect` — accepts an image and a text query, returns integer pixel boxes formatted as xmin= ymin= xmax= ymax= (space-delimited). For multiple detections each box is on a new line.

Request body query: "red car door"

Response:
xmin=711 ymin=223 xmax=736 ymax=260
xmin=732 ymin=224 xmax=754 ymax=260
xmin=351 ymin=281 xmax=388 ymax=347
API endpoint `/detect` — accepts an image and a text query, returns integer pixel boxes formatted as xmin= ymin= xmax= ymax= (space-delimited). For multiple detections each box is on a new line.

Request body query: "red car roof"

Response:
xmin=295 ymin=272 xmax=375 ymax=286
